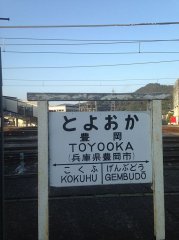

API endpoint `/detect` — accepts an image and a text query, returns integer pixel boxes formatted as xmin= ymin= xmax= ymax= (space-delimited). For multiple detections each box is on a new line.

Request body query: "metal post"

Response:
xmin=0 ymin=47 xmax=4 ymax=240
xmin=95 ymin=101 xmax=98 ymax=111
xmin=152 ymin=100 xmax=165 ymax=240
xmin=38 ymin=101 xmax=49 ymax=240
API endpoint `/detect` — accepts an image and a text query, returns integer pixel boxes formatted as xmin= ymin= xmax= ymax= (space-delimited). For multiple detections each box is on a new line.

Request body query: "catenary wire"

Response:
xmin=1 ymin=37 xmax=179 ymax=43
xmin=3 ymin=59 xmax=179 ymax=69
xmin=3 ymin=50 xmax=179 ymax=55
xmin=1 ymin=21 xmax=179 ymax=28
xmin=3 ymin=77 xmax=177 ymax=82
xmin=3 ymin=83 xmax=149 ymax=87
xmin=1 ymin=42 xmax=138 ymax=46
xmin=0 ymin=37 xmax=178 ymax=41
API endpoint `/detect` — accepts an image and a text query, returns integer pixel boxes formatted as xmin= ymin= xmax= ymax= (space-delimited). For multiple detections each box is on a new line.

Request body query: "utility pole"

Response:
xmin=0 ymin=47 xmax=4 ymax=240
xmin=0 ymin=16 xmax=9 ymax=240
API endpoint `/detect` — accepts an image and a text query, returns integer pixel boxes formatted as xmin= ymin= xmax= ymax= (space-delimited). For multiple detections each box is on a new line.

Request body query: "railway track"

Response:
xmin=163 ymin=135 xmax=179 ymax=164
xmin=3 ymin=127 xmax=179 ymax=240
xmin=4 ymin=127 xmax=37 ymax=175
xmin=3 ymin=126 xmax=179 ymax=175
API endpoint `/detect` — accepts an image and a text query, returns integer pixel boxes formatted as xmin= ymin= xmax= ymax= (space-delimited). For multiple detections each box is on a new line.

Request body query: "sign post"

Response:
xmin=37 ymin=101 xmax=49 ymax=240
xmin=152 ymin=100 xmax=165 ymax=240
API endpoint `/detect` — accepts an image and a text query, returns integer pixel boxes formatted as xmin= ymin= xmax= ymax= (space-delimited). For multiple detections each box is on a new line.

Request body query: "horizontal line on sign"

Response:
xmin=53 ymin=160 xmax=149 ymax=166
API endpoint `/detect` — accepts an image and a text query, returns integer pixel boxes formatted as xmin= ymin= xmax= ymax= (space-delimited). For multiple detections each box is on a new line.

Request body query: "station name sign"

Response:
xmin=49 ymin=111 xmax=152 ymax=187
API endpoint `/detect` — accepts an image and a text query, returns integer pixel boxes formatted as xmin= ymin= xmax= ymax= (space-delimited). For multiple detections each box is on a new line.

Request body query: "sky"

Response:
xmin=1 ymin=0 xmax=179 ymax=100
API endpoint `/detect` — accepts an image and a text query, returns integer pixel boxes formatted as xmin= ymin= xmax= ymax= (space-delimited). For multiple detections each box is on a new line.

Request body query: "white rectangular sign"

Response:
xmin=49 ymin=111 xmax=152 ymax=187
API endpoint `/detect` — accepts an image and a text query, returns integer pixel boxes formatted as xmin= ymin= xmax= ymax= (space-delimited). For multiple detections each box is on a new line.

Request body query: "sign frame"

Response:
xmin=28 ymin=93 xmax=165 ymax=240
xmin=49 ymin=111 xmax=152 ymax=187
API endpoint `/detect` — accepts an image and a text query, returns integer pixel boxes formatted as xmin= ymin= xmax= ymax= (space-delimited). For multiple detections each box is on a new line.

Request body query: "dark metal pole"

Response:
xmin=0 ymin=18 xmax=9 ymax=240
xmin=0 ymin=18 xmax=9 ymax=21
xmin=0 ymin=47 xmax=4 ymax=240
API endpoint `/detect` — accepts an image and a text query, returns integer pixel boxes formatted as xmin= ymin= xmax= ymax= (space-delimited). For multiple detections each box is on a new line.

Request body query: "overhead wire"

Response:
xmin=3 ymin=77 xmax=177 ymax=82
xmin=1 ymin=37 xmax=179 ymax=43
xmin=2 ymin=50 xmax=139 ymax=55
xmin=1 ymin=21 xmax=179 ymax=28
xmin=3 ymin=83 xmax=152 ymax=87
xmin=1 ymin=22 xmax=178 ymax=96
xmin=1 ymin=30 xmax=179 ymax=86
xmin=3 ymin=50 xmax=179 ymax=55
xmin=3 ymin=59 xmax=179 ymax=69
xmin=2 ymin=39 xmax=179 ymax=46
xmin=3 ymin=76 xmax=176 ymax=87
xmin=1 ymin=42 xmax=137 ymax=46
xmin=1 ymin=37 xmax=179 ymax=55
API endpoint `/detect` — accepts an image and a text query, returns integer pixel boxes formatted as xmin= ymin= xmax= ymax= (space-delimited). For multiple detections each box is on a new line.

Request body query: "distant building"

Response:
xmin=79 ymin=101 xmax=97 ymax=112
xmin=49 ymin=104 xmax=79 ymax=112
xmin=3 ymin=96 xmax=37 ymax=127
xmin=173 ymin=79 xmax=179 ymax=124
